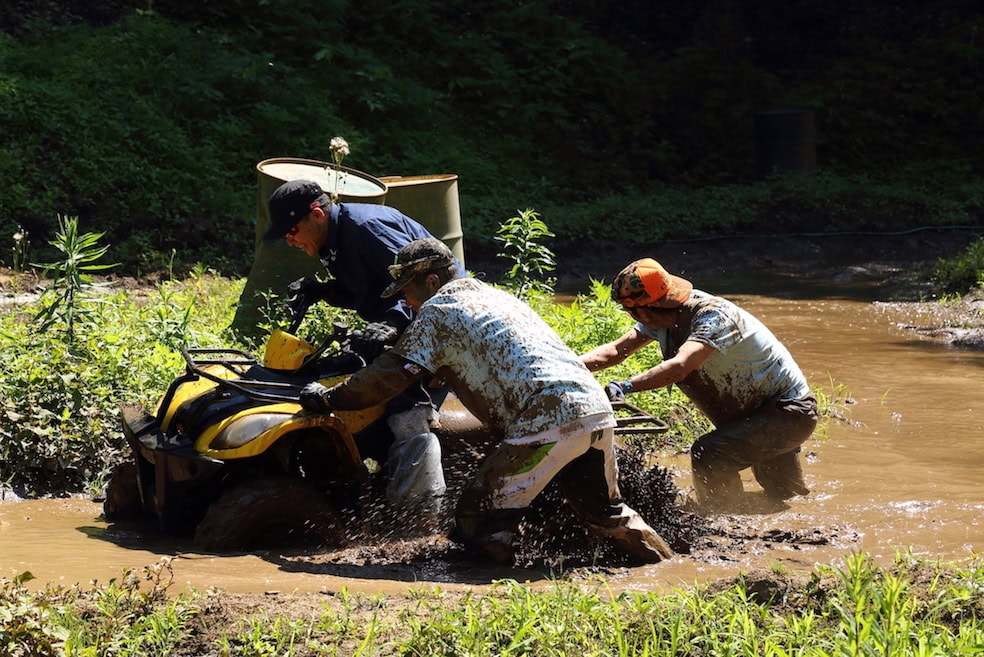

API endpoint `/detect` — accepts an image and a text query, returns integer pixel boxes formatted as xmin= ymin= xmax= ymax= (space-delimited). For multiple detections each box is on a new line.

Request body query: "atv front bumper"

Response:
xmin=120 ymin=403 xmax=225 ymax=534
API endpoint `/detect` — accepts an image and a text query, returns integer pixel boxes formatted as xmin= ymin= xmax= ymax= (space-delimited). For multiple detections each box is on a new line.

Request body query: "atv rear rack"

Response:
xmin=612 ymin=400 xmax=669 ymax=436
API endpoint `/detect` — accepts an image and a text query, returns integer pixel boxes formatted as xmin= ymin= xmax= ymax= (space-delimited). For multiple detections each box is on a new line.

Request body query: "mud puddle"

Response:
xmin=2 ymin=276 xmax=983 ymax=594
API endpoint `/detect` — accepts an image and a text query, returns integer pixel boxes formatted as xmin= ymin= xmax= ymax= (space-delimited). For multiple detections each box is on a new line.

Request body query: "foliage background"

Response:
xmin=0 ymin=0 xmax=981 ymax=274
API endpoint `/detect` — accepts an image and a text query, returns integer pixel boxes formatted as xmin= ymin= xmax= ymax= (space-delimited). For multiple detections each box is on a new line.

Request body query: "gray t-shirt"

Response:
xmin=637 ymin=290 xmax=811 ymax=424
xmin=393 ymin=278 xmax=613 ymax=441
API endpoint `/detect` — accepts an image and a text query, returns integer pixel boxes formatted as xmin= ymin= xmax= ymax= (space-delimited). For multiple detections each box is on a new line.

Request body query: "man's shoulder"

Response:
xmin=338 ymin=202 xmax=399 ymax=220
xmin=420 ymin=278 xmax=515 ymax=319
xmin=339 ymin=201 xmax=421 ymax=224
xmin=689 ymin=290 xmax=740 ymax=316
xmin=439 ymin=276 xmax=483 ymax=293
xmin=338 ymin=203 xmax=432 ymax=239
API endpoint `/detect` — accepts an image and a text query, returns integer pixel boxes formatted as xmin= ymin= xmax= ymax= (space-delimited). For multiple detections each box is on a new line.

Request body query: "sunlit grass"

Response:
xmin=3 ymin=553 xmax=982 ymax=655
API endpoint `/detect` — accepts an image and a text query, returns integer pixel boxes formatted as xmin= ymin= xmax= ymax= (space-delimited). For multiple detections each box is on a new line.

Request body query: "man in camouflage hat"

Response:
xmin=300 ymin=238 xmax=674 ymax=565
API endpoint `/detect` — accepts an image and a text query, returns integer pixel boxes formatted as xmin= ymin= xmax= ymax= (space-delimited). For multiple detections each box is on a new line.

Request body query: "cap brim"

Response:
xmin=381 ymin=274 xmax=415 ymax=298
xmin=262 ymin=222 xmax=291 ymax=241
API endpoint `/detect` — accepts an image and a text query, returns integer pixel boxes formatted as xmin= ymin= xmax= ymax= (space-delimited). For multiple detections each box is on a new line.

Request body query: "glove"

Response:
xmin=299 ymin=381 xmax=333 ymax=413
xmin=605 ymin=381 xmax=628 ymax=403
xmin=286 ymin=277 xmax=334 ymax=320
xmin=348 ymin=321 xmax=400 ymax=361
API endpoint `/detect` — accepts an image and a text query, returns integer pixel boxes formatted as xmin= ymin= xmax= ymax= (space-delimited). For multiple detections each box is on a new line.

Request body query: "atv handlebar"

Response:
xmin=169 ymin=322 xmax=364 ymax=409
xmin=287 ymin=300 xmax=310 ymax=335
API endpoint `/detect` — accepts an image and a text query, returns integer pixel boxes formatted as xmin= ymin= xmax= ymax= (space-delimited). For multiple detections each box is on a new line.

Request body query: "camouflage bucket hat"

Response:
xmin=381 ymin=237 xmax=456 ymax=298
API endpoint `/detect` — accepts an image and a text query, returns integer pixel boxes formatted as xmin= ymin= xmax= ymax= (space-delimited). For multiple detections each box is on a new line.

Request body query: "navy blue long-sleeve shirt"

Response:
xmin=318 ymin=202 xmax=435 ymax=330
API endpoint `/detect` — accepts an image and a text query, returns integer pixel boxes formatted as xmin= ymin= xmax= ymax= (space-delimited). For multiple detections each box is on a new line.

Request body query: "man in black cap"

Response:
xmin=265 ymin=178 xmax=441 ymax=344
xmin=300 ymin=238 xmax=674 ymax=565
xmin=266 ymin=178 xmax=461 ymax=524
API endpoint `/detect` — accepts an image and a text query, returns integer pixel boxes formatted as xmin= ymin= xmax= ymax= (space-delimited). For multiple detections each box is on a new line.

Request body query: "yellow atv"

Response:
xmin=103 ymin=322 xmax=441 ymax=551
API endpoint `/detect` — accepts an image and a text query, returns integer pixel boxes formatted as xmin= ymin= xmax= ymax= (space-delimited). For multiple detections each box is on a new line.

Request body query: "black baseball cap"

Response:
xmin=264 ymin=179 xmax=331 ymax=240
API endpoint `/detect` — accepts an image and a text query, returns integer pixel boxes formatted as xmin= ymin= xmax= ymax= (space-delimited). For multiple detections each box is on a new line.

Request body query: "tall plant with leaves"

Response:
xmin=32 ymin=215 xmax=118 ymax=344
xmin=495 ymin=208 xmax=557 ymax=300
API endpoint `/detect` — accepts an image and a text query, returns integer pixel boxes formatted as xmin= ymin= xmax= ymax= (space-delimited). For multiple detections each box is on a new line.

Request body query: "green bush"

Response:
xmin=0 ymin=4 xmax=981 ymax=275
xmin=934 ymin=237 xmax=984 ymax=294
xmin=0 ymin=272 xmax=241 ymax=495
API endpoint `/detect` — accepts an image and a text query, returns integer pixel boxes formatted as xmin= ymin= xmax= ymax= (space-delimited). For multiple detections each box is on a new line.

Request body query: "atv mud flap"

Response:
xmin=120 ymin=403 xmax=224 ymax=534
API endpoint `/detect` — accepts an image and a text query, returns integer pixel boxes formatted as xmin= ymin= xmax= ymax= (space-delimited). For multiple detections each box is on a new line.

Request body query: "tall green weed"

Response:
xmin=31 ymin=215 xmax=118 ymax=343
xmin=0 ymin=272 xmax=243 ymax=495
xmin=495 ymin=208 xmax=557 ymax=300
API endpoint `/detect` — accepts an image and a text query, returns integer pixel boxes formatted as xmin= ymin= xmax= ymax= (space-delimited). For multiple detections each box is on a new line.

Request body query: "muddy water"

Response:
xmin=2 ymin=275 xmax=982 ymax=594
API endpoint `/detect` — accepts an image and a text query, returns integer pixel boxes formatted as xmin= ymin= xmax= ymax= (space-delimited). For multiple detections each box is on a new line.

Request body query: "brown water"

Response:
xmin=2 ymin=276 xmax=982 ymax=594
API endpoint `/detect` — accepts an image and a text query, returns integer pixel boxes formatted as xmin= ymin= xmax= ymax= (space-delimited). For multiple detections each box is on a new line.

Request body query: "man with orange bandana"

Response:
xmin=581 ymin=258 xmax=818 ymax=511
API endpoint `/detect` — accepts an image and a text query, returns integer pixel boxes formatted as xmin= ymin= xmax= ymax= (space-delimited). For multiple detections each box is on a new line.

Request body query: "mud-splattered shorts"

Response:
xmin=467 ymin=426 xmax=619 ymax=510
xmin=453 ymin=423 xmax=629 ymax=553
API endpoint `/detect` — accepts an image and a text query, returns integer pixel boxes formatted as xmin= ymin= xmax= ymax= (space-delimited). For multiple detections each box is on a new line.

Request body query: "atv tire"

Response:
xmin=103 ymin=460 xmax=146 ymax=522
xmin=193 ymin=478 xmax=345 ymax=552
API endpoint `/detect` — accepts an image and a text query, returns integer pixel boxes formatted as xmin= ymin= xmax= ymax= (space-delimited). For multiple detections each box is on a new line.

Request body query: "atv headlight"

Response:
xmin=209 ymin=414 xmax=291 ymax=450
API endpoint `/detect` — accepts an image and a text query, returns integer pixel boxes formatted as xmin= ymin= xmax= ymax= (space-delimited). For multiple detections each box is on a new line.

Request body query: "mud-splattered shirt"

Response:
xmin=393 ymin=278 xmax=614 ymax=442
xmin=637 ymin=290 xmax=811 ymax=425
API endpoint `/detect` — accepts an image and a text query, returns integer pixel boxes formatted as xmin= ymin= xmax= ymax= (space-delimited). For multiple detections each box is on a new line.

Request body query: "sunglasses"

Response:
xmin=286 ymin=221 xmax=303 ymax=238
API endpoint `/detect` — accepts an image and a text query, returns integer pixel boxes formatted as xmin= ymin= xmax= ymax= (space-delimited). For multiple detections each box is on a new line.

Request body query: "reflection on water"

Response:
xmin=1 ymin=276 xmax=981 ymax=593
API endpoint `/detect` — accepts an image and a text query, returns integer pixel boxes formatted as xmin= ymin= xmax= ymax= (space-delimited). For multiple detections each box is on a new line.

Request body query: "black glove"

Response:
xmin=299 ymin=381 xmax=333 ymax=413
xmin=605 ymin=381 xmax=628 ymax=403
xmin=348 ymin=321 xmax=400 ymax=361
xmin=286 ymin=277 xmax=335 ymax=321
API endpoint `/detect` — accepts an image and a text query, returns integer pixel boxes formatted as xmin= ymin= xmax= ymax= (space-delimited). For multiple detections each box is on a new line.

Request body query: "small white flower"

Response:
xmin=13 ymin=231 xmax=23 ymax=243
xmin=330 ymin=136 xmax=350 ymax=158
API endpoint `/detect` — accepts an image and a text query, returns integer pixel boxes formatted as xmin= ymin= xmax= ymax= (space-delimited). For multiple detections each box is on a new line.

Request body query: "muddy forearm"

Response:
xmin=631 ymin=341 xmax=713 ymax=392
xmin=326 ymin=350 xmax=426 ymax=409
xmin=582 ymin=330 xmax=648 ymax=372
xmin=581 ymin=342 xmax=625 ymax=372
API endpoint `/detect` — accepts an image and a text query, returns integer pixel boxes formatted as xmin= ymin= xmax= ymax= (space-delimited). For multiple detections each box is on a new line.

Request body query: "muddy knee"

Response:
xmin=752 ymin=449 xmax=809 ymax=499
xmin=691 ymin=442 xmax=744 ymax=505
xmin=452 ymin=508 xmax=525 ymax=564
